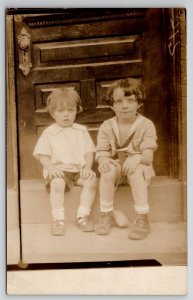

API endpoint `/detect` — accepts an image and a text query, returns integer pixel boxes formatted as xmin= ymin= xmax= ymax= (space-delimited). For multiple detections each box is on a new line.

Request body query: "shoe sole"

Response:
xmin=51 ymin=232 xmax=65 ymax=236
xmin=129 ymin=230 xmax=150 ymax=240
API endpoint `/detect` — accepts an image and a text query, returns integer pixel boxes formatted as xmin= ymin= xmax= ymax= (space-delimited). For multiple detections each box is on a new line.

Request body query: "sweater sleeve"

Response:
xmin=95 ymin=122 xmax=112 ymax=160
xmin=140 ymin=121 xmax=158 ymax=152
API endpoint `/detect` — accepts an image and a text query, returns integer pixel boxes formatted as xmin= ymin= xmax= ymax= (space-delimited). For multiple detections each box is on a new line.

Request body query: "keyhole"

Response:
xmin=23 ymin=51 xmax=28 ymax=64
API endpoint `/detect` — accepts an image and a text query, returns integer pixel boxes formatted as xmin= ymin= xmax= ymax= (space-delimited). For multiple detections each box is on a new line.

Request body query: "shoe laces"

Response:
xmin=78 ymin=216 xmax=88 ymax=225
xmin=134 ymin=215 xmax=147 ymax=229
xmin=100 ymin=212 xmax=112 ymax=224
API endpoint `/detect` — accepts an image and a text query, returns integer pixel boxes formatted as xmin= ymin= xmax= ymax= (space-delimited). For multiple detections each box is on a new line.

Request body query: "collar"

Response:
xmin=48 ymin=123 xmax=86 ymax=135
xmin=111 ymin=114 xmax=145 ymax=146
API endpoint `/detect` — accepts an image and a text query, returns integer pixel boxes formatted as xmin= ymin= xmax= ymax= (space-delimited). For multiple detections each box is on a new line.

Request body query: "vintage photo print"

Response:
xmin=6 ymin=8 xmax=187 ymax=294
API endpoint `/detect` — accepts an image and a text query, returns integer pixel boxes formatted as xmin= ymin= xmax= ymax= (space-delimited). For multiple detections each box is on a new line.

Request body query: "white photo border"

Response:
xmin=2 ymin=0 xmax=193 ymax=298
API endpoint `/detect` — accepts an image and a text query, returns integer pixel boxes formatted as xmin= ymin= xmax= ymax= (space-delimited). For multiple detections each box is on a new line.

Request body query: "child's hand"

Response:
xmin=47 ymin=165 xmax=64 ymax=179
xmin=122 ymin=154 xmax=142 ymax=176
xmin=98 ymin=157 xmax=119 ymax=173
xmin=80 ymin=166 xmax=95 ymax=180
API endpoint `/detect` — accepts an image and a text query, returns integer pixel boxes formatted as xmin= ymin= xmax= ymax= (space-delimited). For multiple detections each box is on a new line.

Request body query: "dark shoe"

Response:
xmin=76 ymin=215 xmax=95 ymax=232
xmin=51 ymin=220 xmax=65 ymax=236
xmin=129 ymin=214 xmax=150 ymax=240
xmin=95 ymin=211 xmax=114 ymax=235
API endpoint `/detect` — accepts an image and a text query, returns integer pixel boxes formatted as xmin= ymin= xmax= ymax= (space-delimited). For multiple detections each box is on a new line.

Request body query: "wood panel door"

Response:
xmin=13 ymin=8 xmax=169 ymax=179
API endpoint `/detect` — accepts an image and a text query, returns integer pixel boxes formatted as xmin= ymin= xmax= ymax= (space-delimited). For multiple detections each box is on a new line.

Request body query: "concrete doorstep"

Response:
xmin=7 ymin=176 xmax=187 ymax=266
xmin=19 ymin=221 xmax=187 ymax=266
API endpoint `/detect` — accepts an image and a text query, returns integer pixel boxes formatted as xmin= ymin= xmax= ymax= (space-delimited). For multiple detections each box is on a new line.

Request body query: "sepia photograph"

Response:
xmin=6 ymin=7 xmax=187 ymax=295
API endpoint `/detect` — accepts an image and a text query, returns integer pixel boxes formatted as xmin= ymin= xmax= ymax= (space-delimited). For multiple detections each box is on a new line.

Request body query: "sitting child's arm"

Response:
xmin=122 ymin=149 xmax=154 ymax=176
xmin=80 ymin=152 xmax=96 ymax=180
xmin=96 ymin=122 xmax=119 ymax=173
xmin=122 ymin=120 xmax=157 ymax=176
xmin=38 ymin=155 xmax=64 ymax=178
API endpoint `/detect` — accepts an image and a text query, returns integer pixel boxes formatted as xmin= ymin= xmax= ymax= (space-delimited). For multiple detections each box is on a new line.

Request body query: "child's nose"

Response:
xmin=122 ymin=99 xmax=129 ymax=107
xmin=63 ymin=110 xmax=68 ymax=116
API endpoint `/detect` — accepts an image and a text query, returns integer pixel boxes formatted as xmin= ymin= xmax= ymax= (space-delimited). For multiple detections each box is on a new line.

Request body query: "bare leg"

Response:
xmin=50 ymin=178 xmax=65 ymax=221
xmin=76 ymin=176 xmax=98 ymax=218
xmin=99 ymin=164 xmax=121 ymax=212
xmin=127 ymin=164 xmax=149 ymax=214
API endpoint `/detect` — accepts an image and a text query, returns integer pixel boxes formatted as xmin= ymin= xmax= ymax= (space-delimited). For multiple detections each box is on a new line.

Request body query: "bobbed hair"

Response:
xmin=106 ymin=78 xmax=146 ymax=106
xmin=46 ymin=87 xmax=83 ymax=115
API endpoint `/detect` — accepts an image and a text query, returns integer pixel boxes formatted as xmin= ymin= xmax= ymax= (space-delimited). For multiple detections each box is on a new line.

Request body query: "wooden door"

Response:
xmin=13 ymin=8 xmax=169 ymax=179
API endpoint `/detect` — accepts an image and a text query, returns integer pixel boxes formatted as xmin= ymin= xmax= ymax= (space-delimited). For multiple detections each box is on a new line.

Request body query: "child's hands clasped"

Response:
xmin=98 ymin=157 xmax=120 ymax=173
xmin=122 ymin=154 xmax=142 ymax=176
xmin=80 ymin=166 xmax=95 ymax=180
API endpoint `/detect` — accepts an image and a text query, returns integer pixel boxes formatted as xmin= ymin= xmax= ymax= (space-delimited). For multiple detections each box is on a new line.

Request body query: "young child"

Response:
xmin=33 ymin=87 xmax=97 ymax=236
xmin=95 ymin=78 xmax=157 ymax=240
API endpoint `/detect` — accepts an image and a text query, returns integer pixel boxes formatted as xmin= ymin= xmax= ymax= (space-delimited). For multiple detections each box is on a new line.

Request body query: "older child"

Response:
xmin=33 ymin=88 xmax=97 ymax=236
xmin=95 ymin=78 xmax=157 ymax=240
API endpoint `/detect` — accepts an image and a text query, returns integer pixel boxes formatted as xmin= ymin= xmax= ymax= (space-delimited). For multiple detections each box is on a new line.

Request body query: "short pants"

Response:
xmin=45 ymin=171 xmax=80 ymax=193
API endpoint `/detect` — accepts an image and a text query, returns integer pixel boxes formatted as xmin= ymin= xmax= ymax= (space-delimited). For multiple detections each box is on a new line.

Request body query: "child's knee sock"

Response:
xmin=134 ymin=204 xmax=149 ymax=215
xmin=77 ymin=206 xmax=91 ymax=218
xmin=100 ymin=200 xmax=114 ymax=212
xmin=52 ymin=208 xmax=65 ymax=221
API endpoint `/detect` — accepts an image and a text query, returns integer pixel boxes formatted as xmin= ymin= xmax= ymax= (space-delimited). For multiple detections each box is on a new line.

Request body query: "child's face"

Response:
xmin=51 ymin=97 xmax=77 ymax=127
xmin=112 ymin=87 xmax=140 ymax=122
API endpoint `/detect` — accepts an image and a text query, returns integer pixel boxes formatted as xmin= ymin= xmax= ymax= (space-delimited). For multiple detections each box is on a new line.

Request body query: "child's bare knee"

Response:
xmin=101 ymin=169 xmax=116 ymax=182
xmin=127 ymin=164 xmax=144 ymax=180
xmin=84 ymin=176 xmax=98 ymax=189
xmin=50 ymin=178 xmax=65 ymax=192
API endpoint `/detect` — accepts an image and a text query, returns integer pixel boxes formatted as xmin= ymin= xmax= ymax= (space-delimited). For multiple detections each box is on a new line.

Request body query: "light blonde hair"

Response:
xmin=46 ymin=87 xmax=83 ymax=115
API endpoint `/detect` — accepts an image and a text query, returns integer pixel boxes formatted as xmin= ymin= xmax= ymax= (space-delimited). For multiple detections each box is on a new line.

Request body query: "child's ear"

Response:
xmin=49 ymin=111 xmax=55 ymax=119
xmin=77 ymin=105 xmax=83 ymax=113
xmin=137 ymin=103 xmax=143 ymax=110
xmin=137 ymin=103 xmax=144 ymax=114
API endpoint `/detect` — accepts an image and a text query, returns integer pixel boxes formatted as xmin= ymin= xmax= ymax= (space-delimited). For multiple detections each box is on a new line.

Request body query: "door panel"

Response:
xmin=35 ymin=82 xmax=81 ymax=110
xmin=14 ymin=9 xmax=169 ymax=179
xmin=33 ymin=36 xmax=139 ymax=66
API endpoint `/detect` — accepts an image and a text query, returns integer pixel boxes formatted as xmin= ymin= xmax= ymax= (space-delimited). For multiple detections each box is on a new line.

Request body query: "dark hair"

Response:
xmin=46 ymin=87 xmax=83 ymax=115
xmin=106 ymin=78 xmax=146 ymax=106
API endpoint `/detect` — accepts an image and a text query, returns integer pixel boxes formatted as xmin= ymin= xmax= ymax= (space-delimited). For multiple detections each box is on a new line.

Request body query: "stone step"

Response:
xmin=19 ymin=176 xmax=186 ymax=224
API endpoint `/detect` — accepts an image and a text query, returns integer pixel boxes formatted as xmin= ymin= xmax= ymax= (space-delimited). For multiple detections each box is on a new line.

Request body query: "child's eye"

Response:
xmin=115 ymin=99 xmax=122 ymax=104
